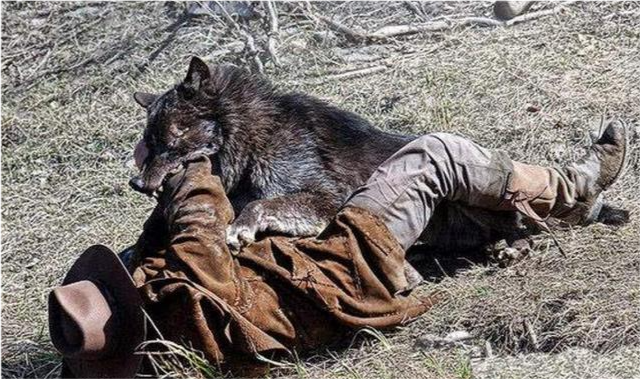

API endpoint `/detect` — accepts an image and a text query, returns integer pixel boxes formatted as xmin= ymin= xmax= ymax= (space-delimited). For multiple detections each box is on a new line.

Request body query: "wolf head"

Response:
xmin=130 ymin=57 xmax=275 ymax=195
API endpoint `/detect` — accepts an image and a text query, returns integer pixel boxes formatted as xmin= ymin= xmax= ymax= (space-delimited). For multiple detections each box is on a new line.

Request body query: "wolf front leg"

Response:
xmin=226 ymin=191 xmax=340 ymax=250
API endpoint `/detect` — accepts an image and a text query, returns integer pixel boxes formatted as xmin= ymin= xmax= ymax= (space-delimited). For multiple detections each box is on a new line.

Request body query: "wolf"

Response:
xmin=130 ymin=57 xmax=416 ymax=248
xmin=129 ymin=57 xmax=628 ymax=254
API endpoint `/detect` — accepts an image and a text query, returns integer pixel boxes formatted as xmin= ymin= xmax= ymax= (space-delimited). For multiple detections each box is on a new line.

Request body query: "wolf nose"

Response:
xmin=129 ymin=177 xmax=147 ymax=193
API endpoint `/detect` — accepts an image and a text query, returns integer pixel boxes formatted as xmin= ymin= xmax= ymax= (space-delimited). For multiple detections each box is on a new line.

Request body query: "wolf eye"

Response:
xmin=169 ymin=123 xmax=189 ymax=137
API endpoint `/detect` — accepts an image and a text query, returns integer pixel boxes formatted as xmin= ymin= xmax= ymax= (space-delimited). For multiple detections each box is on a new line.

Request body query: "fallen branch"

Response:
xmin=523 ymin=318 xmax=540 ymax=351
xmin=505 ymin=1 xmax=576 ymax=26
xmin=245 ymin=31 xmax=264 ymax=74
xmin=306 ymin=65 xmax=387 ymax=84
xmin=212 ymin=0 xmax=264 ymax=73
xmin=303 ymin=3 xmax=369 ymax=43
xmin=372 ymin=16 xmax=504 ymax=39
xmin=311 ymin=1 xmax=576 ymax=42
xmin=264 ymin=1 xmax=281 ymax=67
xmin=370 ymin=20 xmax=449 ymax=39
xmin=206 ymin=41 xmax=245 ymax=59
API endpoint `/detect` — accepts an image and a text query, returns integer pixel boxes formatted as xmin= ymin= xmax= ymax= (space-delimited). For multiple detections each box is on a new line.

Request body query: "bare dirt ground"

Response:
xmin=2 ymin=2 xmax=639 ymax=378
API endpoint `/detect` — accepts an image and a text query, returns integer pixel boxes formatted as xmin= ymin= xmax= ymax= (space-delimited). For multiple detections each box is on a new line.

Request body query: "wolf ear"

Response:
xmin=133 ymin=92 xmax=158 ymax=108
xmin=183 ymin=56 xmax=210 ymax=92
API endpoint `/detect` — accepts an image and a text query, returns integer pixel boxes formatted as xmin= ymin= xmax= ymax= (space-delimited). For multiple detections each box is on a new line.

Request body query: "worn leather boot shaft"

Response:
xmin=507 ymin=120 xmax=628 ymax=224
xmin=505 ymin=161 xmax=575 ymax=221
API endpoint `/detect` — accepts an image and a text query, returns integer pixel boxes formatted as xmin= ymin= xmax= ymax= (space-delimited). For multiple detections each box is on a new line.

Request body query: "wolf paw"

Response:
xmin=487 ymin=238 xmax=531 ymax=267
xmin=226 ymin=222 xmax=258 ymax=252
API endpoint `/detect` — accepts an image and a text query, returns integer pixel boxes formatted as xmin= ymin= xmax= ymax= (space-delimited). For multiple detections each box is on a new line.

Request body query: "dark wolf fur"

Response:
xmin=132 ymin=57 xmax=415 ymax=247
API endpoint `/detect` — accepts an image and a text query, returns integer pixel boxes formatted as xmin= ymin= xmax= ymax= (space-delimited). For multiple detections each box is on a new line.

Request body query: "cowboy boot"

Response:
xmin=506 ymin=119 xmax=628 ymax=225
xmin=494 ymin=1 xmax=535 ymax=20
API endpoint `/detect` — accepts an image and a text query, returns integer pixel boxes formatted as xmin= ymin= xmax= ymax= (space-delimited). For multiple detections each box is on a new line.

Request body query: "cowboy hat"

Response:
xmin=49 ymin=245 xmax=146 ymax=378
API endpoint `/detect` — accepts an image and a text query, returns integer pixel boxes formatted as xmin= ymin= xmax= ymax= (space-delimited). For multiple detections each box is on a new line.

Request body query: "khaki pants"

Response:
xmin=346 ymin=133 xmax=579 ymax=250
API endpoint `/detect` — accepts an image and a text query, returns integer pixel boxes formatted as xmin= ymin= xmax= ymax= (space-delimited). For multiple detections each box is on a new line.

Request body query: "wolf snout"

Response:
xmin=129 ymin=176 xmax=149 ymax=194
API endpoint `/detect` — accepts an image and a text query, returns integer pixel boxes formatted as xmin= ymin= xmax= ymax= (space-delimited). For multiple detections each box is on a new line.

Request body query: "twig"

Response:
xmin=459 ymin=16 xmax=505 ymax=27
xmin=213 ymin=0 xmax=264 ymax=73
xmin=296 ymin=42 xmax=445 ymax=86
xmin=212 ymin=0 xmax=240 ymax=30
xmin=303 ymin=3 xmax=369 ymax=44
xmin=310 ymin=1 xmax=576 ymax=42
xmin=206 ymin=41 xmax=246 ymax=59
xmin=506 ymin=1 xmax=576 ymax=26
xmin=245 ymin=32 xmax=264 ymax=74
xmin=370 ymin=5 xmax=566 ymax=39
xmin=306 ymin=65 xmax=387 ymax=84
xmin=370 ymin=20 xmax=450 ymax=39
xmin=524 ymin=318 xmax=540 ymax=350
xmin=265 ymin=1 xmax=281 ymax=67
xmin=484 ymin=340 xmax=494 ymax=357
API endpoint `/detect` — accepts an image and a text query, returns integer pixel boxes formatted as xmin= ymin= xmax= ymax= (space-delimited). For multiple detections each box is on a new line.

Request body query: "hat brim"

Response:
xmin=60 ymin=245 xmax=146 ymax=378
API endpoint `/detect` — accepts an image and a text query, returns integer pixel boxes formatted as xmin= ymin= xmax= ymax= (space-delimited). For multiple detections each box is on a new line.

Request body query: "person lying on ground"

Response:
xmin=48 ymin=120 xmax=628 ymax=378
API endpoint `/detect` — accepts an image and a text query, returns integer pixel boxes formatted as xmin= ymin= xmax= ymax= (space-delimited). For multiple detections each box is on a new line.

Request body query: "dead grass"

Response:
xmin=2 ymin=1 xmax=640 ymax=378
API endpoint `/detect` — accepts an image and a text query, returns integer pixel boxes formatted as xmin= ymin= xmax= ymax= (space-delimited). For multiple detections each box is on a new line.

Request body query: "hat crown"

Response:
xmin=48 ymin=245 xmax=145 ymax=378
xmin=49 ymin=280 xmax=118 ymax=359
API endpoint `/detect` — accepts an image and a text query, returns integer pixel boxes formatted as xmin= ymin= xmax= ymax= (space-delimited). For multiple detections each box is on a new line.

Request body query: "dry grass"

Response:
xmin=2 ymin=1 xmax=639 ymax=378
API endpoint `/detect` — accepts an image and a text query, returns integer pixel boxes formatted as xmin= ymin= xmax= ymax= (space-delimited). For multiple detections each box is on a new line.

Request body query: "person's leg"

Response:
xmin=345 ymin=120 xmax=628 ymax=250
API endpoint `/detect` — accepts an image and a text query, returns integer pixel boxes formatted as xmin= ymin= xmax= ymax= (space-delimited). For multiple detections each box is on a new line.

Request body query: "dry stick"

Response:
xmin=213 ymin=0 xmax=264 ymax=73
xmin=265 ymin=1 xmax=281 ymax=67
xmin=246 ymin=33 xmax=264 ymax=74
xmin=207 ymin=41 xmax=246 ymax=59
xmin=211 ymin=1 xmax=242 ymax=33
xmin=371 ymin=20 xmax=450 ymax=39
xmin=318 ymin=1 xmax=576 ymax=41
xmin=307 ymin=65 xmax=387 ymax=84
xmin=303 ymin=2 xmax=369 ymax=43
xmin=505 ymin=1 xmax=576 ymax=26
xmin=389 ymin=15 xmax=507 ymax=35
xmin=302 ymin=42 xmax=444 ymax=85
xmin=524 ymin=318 xmax=540 ymax=351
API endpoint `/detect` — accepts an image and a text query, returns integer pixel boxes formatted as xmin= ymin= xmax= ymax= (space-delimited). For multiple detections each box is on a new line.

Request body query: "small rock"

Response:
xmin=546 ymin=142 xmax=565 ymax=163
xmin=484 ymin=340 xmax=494 ymax=357
xmin=30 ymin=18 xmax=47 ymax=28
xmin=311 ymin=30 xmax=338 ymax=46
xmin=125 ymin=158 xmax=137 ymax=170
xmin=289 ymin=38 xmax=307 ymax=51
xmin=416 ymin=330 xmax=474 ymax=349
xmin=444 ymin=330 xmax=473 ymax=342
xmin=526 ymin=104 xmax=540 ymax=113
xmin=26 ymin=258 xmax=40 ymax=269
xmin=99 ymin=150 xmax=116 ymax=162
